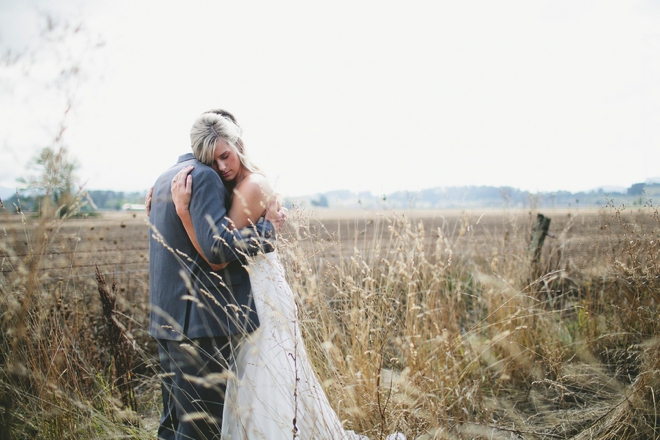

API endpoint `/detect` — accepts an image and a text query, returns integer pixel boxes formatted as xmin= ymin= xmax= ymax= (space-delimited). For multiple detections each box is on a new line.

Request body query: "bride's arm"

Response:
xmin=171 ymin=166 xmax=228 ymax=271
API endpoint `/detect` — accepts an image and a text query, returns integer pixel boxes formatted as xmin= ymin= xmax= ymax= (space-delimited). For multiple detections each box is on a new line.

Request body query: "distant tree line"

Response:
xmin=85 ymin=190 xmax=147 ymax=211
xmin=4 ymin=189 xmax=146 ymax=213
xmin=291 ymin=182 xmax=660 ymax=210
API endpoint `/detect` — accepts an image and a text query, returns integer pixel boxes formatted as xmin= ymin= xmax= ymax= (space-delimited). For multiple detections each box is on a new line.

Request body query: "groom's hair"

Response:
xmin=190 ymin=110 xmax=243 ymax=165
xmin=203 ymin=109 xmax=239 ymax=127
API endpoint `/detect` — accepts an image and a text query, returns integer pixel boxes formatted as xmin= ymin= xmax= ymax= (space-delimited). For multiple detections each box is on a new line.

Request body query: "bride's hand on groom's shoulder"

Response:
xmin=171 ymin=166 xmax=194 ymax=215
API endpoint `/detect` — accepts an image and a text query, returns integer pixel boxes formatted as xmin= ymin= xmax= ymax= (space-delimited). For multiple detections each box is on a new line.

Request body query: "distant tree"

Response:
xmin=2 ymin=9 xmax=102 ymax=216
xmin=311 ymin=194 xmax=329 ymax=208
xmin=628 ymin=183 xmax=645 ymax=196
xmin=17 ymin=146 xmax=80 ymax=217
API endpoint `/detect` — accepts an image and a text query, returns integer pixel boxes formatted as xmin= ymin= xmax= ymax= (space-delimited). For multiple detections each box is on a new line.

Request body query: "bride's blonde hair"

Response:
xmin=190 ymin=109 xmax=261 ymax=174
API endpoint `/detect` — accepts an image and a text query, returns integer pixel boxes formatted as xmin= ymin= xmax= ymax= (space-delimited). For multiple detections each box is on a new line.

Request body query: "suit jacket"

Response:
xmin=149 ymin=153 xmax=274 ymax=340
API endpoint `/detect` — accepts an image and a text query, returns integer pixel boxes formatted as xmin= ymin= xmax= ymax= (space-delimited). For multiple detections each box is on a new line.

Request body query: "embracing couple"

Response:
xmin=148 ymin=109 xmax=405 ymax=440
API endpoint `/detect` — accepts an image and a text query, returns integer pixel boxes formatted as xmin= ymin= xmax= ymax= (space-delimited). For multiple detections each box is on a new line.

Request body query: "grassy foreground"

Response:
xmin=1 ymin=202 xmax=659 ymax=439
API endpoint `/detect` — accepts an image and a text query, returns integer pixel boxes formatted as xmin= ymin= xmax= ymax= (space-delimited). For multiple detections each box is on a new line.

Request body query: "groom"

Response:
xmin=148 ymin=109 xmax=284 ymax=439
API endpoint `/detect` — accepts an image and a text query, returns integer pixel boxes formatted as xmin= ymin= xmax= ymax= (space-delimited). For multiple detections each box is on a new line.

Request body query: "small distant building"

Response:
xmin=121 ymin=203 xmax=146 ymax=211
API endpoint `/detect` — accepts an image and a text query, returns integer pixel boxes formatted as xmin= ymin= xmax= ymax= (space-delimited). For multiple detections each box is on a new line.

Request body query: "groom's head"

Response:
xmin=204 ymin=108 xmax=239 ymax=126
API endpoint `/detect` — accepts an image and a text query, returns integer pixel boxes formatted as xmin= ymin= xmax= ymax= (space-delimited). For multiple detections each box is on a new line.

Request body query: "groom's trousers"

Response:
xmin=157 ymin=336 xmax=239 ymax=440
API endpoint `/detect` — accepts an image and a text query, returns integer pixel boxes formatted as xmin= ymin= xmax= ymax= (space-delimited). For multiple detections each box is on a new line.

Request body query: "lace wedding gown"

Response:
xmin=221 ymin=252 xmax=373 ymax=440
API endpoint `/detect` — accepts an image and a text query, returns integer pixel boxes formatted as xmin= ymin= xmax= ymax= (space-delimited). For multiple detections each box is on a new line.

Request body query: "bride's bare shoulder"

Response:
xmin=237 ymin=173 xmax=273 ymax=199
xmin=232 ymin=173 xmax=275 ymax=220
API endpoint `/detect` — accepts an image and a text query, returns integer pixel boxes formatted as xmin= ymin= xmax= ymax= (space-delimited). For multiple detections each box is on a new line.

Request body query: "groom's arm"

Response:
xmin=189 ymin=167 xmax=275 ymax=265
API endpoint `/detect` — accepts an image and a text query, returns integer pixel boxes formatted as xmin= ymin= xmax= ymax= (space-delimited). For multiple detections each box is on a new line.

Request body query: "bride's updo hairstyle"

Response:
xmin=190 ymin=109 xmax=261 ymax=174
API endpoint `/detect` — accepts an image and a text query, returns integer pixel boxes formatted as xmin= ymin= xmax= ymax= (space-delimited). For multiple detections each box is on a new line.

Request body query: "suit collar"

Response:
xmin=177 ymin=152 xmax=195 ymax=163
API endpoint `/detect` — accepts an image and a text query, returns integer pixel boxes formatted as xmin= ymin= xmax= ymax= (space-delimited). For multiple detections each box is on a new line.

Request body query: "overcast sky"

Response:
xmin=1 ymin=1 xmax=659 ymax=197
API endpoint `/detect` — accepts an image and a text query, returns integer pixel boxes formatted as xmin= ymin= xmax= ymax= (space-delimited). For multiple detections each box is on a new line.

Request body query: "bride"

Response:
xmin=170 ymin=110 xmax=405 ymax=440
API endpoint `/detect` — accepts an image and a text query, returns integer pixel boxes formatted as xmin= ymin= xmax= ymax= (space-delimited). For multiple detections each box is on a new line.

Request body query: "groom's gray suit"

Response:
xmin=149 ymin=152 xmax=274 ymax=439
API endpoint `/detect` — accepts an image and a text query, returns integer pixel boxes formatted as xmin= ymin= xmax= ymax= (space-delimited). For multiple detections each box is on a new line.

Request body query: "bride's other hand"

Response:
xmin=145 ymin=186 xmax=154 ymax=217
xmin=265 ymin=195 xmax=286 ymax=232
xmin=171 ymin=165 xmax=194 ymax=215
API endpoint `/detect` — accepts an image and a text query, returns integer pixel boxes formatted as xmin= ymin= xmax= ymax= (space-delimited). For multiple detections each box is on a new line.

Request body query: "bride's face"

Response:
xmin=212 ymin=139 xmax=241 ymax=182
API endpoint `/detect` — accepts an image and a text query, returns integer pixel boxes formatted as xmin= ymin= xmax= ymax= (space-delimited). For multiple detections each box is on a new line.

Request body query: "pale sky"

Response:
xmin=1 ymin=0 xmax=659 ymax=197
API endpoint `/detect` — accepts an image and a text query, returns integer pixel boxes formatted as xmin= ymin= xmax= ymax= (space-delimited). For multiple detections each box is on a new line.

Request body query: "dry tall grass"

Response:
xmin=0 ymin=199 xmax=157 ymax=439
xmin=278 ymin=206 xmax=660 ymax=439
xmin=1 ymin=199 xmax=658 ymax=439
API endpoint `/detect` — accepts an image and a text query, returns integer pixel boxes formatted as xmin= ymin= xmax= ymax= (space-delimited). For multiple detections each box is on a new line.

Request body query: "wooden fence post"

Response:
xmin=528 ymin=213 xmax=551 ymax=275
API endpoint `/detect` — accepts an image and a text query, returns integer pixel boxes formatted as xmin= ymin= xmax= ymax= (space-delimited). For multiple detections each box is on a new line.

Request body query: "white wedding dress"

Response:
xmin=221 ymin=252 xmax=388 ymax=440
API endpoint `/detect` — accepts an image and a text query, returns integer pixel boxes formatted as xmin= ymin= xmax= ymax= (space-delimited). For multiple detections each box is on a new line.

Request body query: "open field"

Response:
xmin=1 ymin=206 xmax=648 ymax=283
xmin=1 ymin=205 xmax=659 ymax=439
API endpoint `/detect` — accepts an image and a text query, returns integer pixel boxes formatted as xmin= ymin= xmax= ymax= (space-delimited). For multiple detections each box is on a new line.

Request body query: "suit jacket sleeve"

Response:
xmin=189 ymin=167 xmax=275 ymax=264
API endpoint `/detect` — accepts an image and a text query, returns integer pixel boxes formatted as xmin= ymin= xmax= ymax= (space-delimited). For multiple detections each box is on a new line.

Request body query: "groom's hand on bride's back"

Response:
xmin=145 ymin=186 xmax=154 ymax=217
xmin=265 ymin=196 xmax=286 ymax=233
